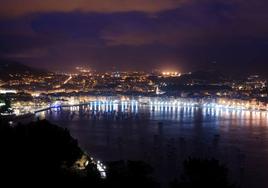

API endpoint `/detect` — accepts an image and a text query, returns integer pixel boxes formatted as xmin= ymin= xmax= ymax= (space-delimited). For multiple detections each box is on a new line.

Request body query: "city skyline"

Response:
xmin=0 ymin=0 xmax=268 ymax=74
xmin=1 ymin=2 xmax=268 ymax=187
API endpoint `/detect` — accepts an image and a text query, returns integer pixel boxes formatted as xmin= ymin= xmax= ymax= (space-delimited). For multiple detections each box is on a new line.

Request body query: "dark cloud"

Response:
xmin=0 ymin=0 xmax=189 ymax=17
xmin=0 ymin=0 xmax=267 ymax=75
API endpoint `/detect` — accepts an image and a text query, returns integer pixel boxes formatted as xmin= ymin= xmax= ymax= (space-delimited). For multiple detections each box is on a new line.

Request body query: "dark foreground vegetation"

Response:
xmin=0 ymin=119 xmax=238 ymax=187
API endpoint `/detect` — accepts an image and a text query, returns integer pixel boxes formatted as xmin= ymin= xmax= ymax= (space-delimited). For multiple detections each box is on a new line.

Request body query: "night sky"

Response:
xmin=0 ymin=0 xmax=268 ymax=74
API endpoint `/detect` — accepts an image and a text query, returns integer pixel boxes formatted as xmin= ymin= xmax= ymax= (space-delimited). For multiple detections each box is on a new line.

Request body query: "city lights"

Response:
xmin=162 ymin=71 xmax=181 ymax=77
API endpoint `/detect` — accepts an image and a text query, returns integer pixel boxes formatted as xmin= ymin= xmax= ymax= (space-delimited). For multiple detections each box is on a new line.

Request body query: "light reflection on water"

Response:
xmin=37 ymin=101 xmax=268 ymax=188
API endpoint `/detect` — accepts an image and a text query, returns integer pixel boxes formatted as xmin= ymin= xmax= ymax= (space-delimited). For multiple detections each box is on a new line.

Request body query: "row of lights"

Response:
xmin=162 ymin=72 xmax=181 ymax=76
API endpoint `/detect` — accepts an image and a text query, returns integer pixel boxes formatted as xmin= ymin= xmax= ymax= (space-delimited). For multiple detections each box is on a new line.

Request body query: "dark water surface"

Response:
xmin=37 ymin=101 xmax=268 ymax=188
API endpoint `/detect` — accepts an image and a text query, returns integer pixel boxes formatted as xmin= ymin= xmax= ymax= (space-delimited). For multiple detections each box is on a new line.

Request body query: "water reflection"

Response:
xmin=37 ymin=100 xmax=268 ymax=127
xmin=36 ymin=100 xmax=268 ymax=188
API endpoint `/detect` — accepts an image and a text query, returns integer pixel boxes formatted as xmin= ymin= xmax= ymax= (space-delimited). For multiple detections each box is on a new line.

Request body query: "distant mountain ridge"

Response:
xmin=0 ymin=59 xmax=46 ymax=80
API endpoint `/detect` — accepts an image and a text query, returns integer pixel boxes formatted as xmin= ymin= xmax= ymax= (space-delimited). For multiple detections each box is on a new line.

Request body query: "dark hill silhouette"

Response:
xmin=0 ymin=120 xmax=86 ymax=185
xmin=0 ymin=59 xmax=47 ymax=80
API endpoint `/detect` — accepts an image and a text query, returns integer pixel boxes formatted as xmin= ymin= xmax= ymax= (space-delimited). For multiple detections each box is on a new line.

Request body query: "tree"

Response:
xmin=104 ymin=160 xmax=159 ymax=188
xmin=170 ymin=158 xmax=238 ymax=188
xmin=0 ymin=120 xmax=85 ymax=185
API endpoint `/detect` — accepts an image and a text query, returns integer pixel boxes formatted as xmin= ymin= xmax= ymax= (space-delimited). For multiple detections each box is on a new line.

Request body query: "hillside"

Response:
xmin=0 ymin=59 xmax=46 ymax=80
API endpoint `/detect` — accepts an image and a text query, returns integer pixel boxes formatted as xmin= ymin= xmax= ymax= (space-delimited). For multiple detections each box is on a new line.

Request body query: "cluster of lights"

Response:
xmin=150 ymin=100 xmax=198 ymax=106
xmin=162 ymin=72 xmax=181 ymax=76
xmin=149 ymin=99 xmax=268 ymax=113
xmin=147 ymin=100 xmax=268 ymax=121
xmin=48 ymin=99 xmax=139 ymax=114
xmin=218 ymin=99 xmax=268 ymax=111
xmin=11 ymin=100 xmax=50 ymax=116
xmin=90 ymin=157 xmax=106 ymax=178
xmin=0 ymin=89 xmax=17 ymax=94
xmin=76 ymin=66 xmax=91 ymax=73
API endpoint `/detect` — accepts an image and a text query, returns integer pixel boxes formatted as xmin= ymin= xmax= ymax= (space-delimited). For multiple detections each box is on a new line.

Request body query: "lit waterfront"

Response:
xmin=9 ymin=96 xmax=268 ymax=117
xmin=36 ymin=98 xmax=268 ymax=188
